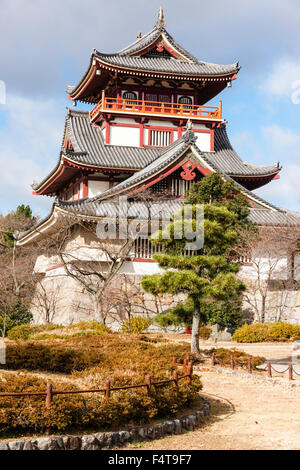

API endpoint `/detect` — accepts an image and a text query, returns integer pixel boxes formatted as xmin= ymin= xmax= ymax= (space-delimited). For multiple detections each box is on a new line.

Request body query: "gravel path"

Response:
xmin=127 ymin=370 xmax=300 ymax=450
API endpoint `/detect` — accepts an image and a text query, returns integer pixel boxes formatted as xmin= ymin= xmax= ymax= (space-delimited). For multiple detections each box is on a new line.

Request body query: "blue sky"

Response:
xmin=0 ymin=0 xmax=300 ymax=217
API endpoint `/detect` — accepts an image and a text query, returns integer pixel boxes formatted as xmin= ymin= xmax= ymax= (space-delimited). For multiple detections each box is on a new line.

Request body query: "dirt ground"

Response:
xmin=126 ymin=370 xmax=300 ymax=450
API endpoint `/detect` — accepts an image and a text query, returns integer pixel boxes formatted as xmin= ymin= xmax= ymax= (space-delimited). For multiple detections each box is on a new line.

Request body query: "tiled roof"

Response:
xmin=205 ymin=125 xmax=280 ymax=176
xmin=66 ymin=109 xmax=160 ymax=169
xmin=67 ymin=24 xmax=239 ymax=99
xmin=68 ymin=110 xmax=279 ymax=176
xmin=32 ymin=110 xmax=281 ymax=192
xmin=16 ymin=186 xmax=300 ymax=244
xmin=56 ymin=197 xmax=300 ymax=227
xmin=94 ymin=51 xmax=239 ymax=77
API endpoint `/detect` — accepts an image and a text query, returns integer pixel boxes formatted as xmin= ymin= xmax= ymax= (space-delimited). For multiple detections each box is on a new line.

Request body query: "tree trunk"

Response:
xmin=191 ymin=302 xmax=200 ymax=355
xmin=92 ymin=295 xmax=102 ymax=323
xmin=261 ymin=296 xmax=266 ymax=323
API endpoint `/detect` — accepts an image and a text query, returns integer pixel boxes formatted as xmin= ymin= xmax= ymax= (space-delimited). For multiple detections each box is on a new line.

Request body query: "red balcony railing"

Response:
xmin=90 ymin=92 xmax=222 ymax=123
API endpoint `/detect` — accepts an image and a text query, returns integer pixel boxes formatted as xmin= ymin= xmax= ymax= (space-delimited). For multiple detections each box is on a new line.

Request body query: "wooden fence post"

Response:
xmin=45 ymin=382 xmax=52 ymax=437
xmin=172 ymin=357 xmax=177 ymax=366
xmin=211 ymin=352 xmax=216 ymax=367
xmin=146 ymin=375 xmax=152 ymax=397
xmin=230 ymin=355 xmax=235 ymax=370
xmin=172 ymin=370 xmax=178 ymax=388
xmin=248 ymin=357 xmax=252 ymax=374
xmin=267 ymin=361 xmax=272 ymax=378
xmin=186 ymin=354 xmax=190 ymax=363
xmin=187 ymin=362 xmax=193 ymax=384
xmin=105 ymin=380 xmax=111 ymax=399
xmin=183 ymin=358 xmax=187 ymax=374
xmin=289 ymin=364 xmax=293 ymax=381
xmin=45 ymin=383 xmax=52 ymax=410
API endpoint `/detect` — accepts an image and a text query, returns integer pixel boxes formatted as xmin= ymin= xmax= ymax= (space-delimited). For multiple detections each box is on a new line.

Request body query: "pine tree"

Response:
xmin=141 ymin=173 xmax=250 ymax=354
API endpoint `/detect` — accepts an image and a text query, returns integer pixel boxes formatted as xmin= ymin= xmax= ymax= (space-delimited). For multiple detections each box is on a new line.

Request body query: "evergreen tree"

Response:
xmin=141 ymin=173 xmax=251 ymax=354
xmin=1 ymin=205 xmax=35 ymax=248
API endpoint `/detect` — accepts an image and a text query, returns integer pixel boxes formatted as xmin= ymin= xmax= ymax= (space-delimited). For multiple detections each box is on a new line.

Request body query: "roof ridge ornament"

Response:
xmin=156 ymin=6 xmax=166 ymax=29
xmin=186 ymin=119 xmax=193 ymax=130
xmin=183 ymin=128 xmax=197 ymax=145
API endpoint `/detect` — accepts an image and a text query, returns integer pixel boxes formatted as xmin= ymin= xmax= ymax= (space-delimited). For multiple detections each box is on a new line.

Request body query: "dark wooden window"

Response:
xmin=178 ymin=96 xmax=193 ymax=109
xmin=123 ymin=91 xmax=138 ymax=104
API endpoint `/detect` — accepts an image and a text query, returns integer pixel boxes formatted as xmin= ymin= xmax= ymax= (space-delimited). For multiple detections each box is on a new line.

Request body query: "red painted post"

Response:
xmin=146 ymin=375 xmax=152 ymax=397
xmin=267 ymin=361 xmax=272 ymax=378
xmin=211 ymin=352 xmax=216 ymax=366
xmin=230 ymin=355 xmax=235 ymax=370
xmin=172 ymin=370 xmax=178 ymax=387
xmin=289 ymin=364 xmax=293 ymax=381
xmin=248 ymin=357 xmax=253 ymax=374
xmin=105 ymin=380 xmax=111 ymax=399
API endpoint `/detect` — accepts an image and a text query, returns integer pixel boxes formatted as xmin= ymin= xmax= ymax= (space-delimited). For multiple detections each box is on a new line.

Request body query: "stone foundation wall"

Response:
xmin=0 ymin=399 xmax=210 ymax=450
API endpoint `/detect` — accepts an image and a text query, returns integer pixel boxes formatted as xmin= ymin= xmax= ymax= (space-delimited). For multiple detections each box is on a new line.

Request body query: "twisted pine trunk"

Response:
xmin=191 ymin=301 xmax=200 ymax=355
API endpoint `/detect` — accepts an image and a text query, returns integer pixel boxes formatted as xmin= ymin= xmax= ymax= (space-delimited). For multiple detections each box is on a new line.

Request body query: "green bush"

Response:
xmin=7 ymin=324 xmax=58 ymax=341
xmin=121 ymin=316 xmax=152 ymax=334
xmin=233 ymin=322 xmax=300 ymax=343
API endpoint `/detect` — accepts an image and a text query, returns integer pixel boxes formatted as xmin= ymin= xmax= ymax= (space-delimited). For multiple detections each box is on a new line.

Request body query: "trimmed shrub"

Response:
xmin=233 ymin=322 xmax=300 ymax=343
xmin=121 ymin=316 xmax=152 ymax=334
xmin=0 ymin=370 xmax=201 ymax=436
xmin=207 ymin=347 xmax=265 ymax=368
xmin=5 ymin=342 xmax=103 ymax=373
xmin=7 ymin=324 xmax=59 ymax=341
xmin=65 ymin=321 xmax=111 ymax=333
xmin=199 ymin=326 xmax=211 ymax=340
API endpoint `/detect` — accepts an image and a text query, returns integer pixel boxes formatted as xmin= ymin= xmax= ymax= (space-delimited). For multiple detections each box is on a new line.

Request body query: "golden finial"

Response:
xmin=156 ymin=6 xmax=166 ymax=28
xmin=137 ymin=31 xmax=142 ymax=39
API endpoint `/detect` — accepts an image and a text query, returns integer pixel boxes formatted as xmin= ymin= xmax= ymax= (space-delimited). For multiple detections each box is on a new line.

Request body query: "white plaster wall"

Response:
xmin=110 ymin=126 xmax=140 ymax=147
xmin=119 ymin=261 xmax=164 ymax=275
xmin=191 ymin=123 xmax=206 ymax=130
xmin=193 ymin=132 xmax=211 ymax=152
xmin=88 ymin=180 xmax=109 ymax=198
xmin=239 ymin=257 xmax=288 ymax=280
xmin=295 ymin=253 xmax=300 ymax=281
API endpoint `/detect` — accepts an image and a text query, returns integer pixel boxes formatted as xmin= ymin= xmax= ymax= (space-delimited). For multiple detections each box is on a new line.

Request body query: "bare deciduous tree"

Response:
xmin=236 ymin=226 xmax=300 ymax=322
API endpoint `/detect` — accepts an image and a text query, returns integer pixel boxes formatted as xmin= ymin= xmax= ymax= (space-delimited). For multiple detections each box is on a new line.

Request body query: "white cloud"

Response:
xmin=255 ymin=125 xmax=300 ymax=211
xmin=0 ymin=93 xmax=63 ymax=215
xmin=261 ymin=58 xmax=300 ymax=100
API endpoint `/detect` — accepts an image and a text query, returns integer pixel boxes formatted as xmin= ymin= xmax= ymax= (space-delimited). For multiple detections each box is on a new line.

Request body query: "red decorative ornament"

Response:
xmin=156 ymin=42 xmax=164 ymax=53
xmin=180 ymin=161 xmax=196 ymax=180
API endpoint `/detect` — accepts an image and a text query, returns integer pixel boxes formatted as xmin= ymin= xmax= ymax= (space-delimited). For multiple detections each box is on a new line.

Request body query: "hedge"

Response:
xmin=0 ymin=372 xmax=202 ymax=436
xmin=233 ymin=322 xmax=300 ymax=343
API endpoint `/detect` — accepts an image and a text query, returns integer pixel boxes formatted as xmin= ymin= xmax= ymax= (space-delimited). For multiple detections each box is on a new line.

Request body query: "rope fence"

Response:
xmin=207 ymin=352 xmax=299 ymax=381
xmin=173 ymin=352 xmax=300 ymax=382
xmin=0 ymin=359 xmax=194 ymax=434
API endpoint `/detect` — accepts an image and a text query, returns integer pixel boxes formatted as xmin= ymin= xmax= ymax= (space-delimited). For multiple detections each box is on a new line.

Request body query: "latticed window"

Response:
xmin=178 ymin=95 xmax=193 ymax=109
xmin=123 ymin=91 xmax=138 ymax=104
xmin=170 ymin=178 xmax=193 ymax=196
xmin=142 ymin=48 xmax=172 ymax=58
xmin=145 ymin=93 xmax=171 ymax=104
xmin=133 ymin=237 xmax=163 ymax=259
xmin=151 ymin=179 xmax=168 ymax=194
xmin=133 ymin=237 xmax=202 ymax=259
xmin=150 ymin=130 xmax=171 ymax=147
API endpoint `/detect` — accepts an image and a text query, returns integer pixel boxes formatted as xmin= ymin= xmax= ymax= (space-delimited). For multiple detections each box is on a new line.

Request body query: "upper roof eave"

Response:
xmin=67 ymin=21 xmax=240 ymax=101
